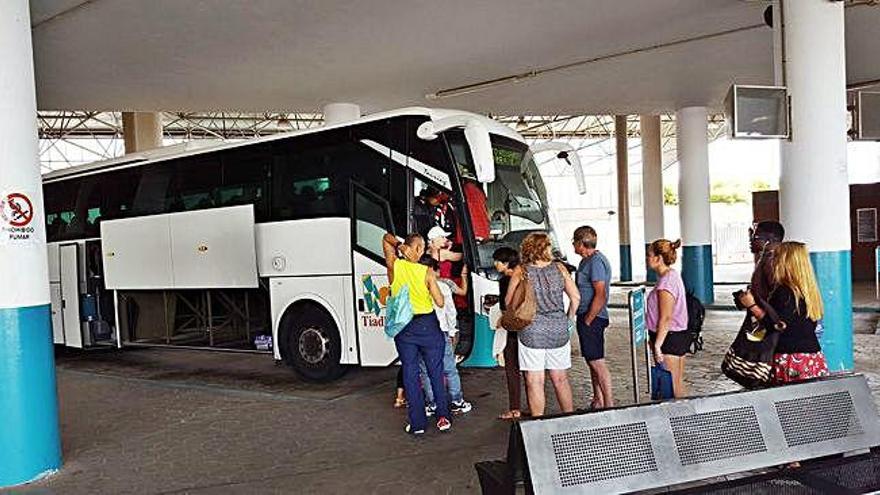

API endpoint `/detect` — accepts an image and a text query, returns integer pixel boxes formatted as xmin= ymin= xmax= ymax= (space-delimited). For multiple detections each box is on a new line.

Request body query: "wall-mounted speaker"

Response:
xmin=855 ymin=91 xmax=880 ymax=141
xmin=724 ymin=84 xmax=790 ymax=139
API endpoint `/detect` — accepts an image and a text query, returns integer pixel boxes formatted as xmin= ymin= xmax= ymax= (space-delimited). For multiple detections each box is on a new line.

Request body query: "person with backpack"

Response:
xmin=572 ymin=226 xmax=615 ymax=409
xmin=645 ymin=239 xmax=690 ymax=398
xmin=382 ymin=232 xmax=452 ymax=435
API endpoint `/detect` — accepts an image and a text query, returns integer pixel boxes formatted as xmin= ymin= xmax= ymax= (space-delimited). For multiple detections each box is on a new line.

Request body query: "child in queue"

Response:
xmin=418 ymin=254 xmax=473 ymax=415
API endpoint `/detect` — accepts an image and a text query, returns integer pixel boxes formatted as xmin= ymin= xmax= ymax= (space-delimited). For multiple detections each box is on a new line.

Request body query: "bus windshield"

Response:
xmin=492 ymin=143 xmax=547 ymax=229
xmin=447 ymin=133 xmax=555 ymax=271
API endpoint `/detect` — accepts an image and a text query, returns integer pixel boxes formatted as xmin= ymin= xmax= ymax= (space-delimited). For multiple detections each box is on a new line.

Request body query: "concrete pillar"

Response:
xmin=122 ymin=112 xmax=162 ymax=153
xmin=640 ymin=115 xmax=664 ymax=283
xmin=777 ymin=0 xmax=852 ymax=370
xmin=676 ymin=107 xmax=714 ymax=303
xmin=615 ymin=115 xmax=632 ymax=281
xmin=0 ymin=0 xmax=62 ymax=486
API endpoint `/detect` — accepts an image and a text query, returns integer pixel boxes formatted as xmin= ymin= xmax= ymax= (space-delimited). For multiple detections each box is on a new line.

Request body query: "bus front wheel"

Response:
xmin=281 ymin=304 xmax=345 ymax=382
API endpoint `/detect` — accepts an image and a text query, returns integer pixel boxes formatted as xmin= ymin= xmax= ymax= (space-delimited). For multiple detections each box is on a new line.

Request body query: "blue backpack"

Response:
xmin=384 ymin=284 xmax=413 ymax=339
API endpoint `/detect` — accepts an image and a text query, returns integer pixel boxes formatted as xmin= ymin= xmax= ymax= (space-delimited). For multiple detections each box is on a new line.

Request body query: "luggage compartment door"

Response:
xmin=60 ymin=243 xmax=84 ymax=348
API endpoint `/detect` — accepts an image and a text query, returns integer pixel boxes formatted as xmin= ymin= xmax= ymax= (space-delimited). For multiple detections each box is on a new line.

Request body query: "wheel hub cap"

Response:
xmin=298 ymin=327 xmax=330 ymax=364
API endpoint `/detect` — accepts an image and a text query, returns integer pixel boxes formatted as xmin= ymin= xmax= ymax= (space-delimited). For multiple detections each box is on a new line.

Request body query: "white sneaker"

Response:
xmin=405 ymin=424 xmax=425 ymax=436
xmin=451 ymin=399 xmax=472 ymax=414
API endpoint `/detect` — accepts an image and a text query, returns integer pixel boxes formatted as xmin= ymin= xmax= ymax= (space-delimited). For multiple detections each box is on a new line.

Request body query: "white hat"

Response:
xmin=427 ymin=226 xmax=451 ymax=241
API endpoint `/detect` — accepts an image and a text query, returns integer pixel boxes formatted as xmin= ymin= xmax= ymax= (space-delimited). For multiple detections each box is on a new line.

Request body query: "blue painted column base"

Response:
xmin=461 ymin=313 xmax=498 ymax=368
xmin=645 ymin=244 xmax=657 ymax=283
xmin=619 ymin=244 xmax=632 ymax=282
xmin=811 ymin=251 xmax=853 ymax=372
xmin=0 ymin=304 xmax=62 ymax=487
xmin=682 ymin=244 xmax=714 ymax=304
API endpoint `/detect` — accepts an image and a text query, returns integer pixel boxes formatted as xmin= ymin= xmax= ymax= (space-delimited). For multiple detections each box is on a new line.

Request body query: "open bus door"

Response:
xmin=349 ymin=182 xmax=399 ymax=366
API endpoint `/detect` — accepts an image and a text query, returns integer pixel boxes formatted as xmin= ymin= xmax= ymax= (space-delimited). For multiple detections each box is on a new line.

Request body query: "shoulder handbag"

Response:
xmin=721 ymin=293 xmax=787 ymax=388
xmin=499 ymin=268 xmax=537 ymax=332
xmin=385 ymin=284 xmax=413 ymax=339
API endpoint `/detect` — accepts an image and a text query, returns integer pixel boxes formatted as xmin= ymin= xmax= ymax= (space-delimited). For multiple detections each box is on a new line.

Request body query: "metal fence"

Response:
xmin=713 ymin=222 xmax=752 ymax=264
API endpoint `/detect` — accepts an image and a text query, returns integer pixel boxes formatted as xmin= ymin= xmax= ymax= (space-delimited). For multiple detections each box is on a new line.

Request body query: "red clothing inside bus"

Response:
xmin=455 ymin=181 xmax=490 ymax=243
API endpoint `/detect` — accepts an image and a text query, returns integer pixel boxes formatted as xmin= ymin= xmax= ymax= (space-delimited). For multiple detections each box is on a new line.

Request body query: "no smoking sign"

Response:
xmin=1 ymin=193 xmax=34 ymax=227
xmin=1 ymin=192 xmax=39 ymax=245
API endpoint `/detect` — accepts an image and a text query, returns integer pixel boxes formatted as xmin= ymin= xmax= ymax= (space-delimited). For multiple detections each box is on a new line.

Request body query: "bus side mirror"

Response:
xmin=531 ymin=142 xmax=586 ymax=194
xmin=417 ymin=117 xmax=496 ymax=183
xmin=464 ymin=121 xmax=495 ymax=183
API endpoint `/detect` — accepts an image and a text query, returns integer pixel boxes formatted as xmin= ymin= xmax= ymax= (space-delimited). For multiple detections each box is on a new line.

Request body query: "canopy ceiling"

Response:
xmin=29 ymin=0 xmax=880 ymax=115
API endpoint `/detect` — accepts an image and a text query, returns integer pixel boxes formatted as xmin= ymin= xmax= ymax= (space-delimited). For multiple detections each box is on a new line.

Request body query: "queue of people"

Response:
xmin=386 ymin=219 xmax=830 ymax=436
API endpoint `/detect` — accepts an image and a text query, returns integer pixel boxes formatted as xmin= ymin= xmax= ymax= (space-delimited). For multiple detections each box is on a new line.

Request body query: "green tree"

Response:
xmin=664 ymin=186 xmax=679 ymax=205
xmin=709 ymin=181 xmax=746 ymax=204
xmin=751 ymin=180 xmax=771 ymax=192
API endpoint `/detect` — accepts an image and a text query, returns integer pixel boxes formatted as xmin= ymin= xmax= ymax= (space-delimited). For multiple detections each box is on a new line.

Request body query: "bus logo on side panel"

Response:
xmin=361 ymin=275 xmax=390 ymax=329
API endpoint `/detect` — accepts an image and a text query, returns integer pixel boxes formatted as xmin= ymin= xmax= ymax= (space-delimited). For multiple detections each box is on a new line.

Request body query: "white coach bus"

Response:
xmin=43 ymin=108 xmax=582 ymax=381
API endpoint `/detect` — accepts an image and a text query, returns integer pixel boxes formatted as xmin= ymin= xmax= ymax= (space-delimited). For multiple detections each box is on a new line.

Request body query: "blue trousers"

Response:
xmin=395 ymin=312 xmax=449 ymax=430
xmin=419 ymin=336 xmax=463 ymax=405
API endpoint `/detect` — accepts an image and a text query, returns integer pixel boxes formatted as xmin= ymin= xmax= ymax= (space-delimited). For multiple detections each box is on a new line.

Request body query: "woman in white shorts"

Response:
xmin=505 ymin=233 xmax=580 ymax=416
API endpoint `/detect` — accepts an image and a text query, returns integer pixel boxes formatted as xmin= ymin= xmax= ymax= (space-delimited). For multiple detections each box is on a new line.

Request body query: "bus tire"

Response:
xmin=280 ymin=303 xmax=346 ymax=382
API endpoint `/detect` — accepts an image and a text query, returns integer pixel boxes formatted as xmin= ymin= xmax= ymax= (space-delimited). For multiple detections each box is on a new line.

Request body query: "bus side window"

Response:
xmin=75 ymin=176 xmax=105 ymax=238
xmin=105 ymin=168 xmax=140 ymax=221
xmin=272 ymin=150 xmax=343 ymax=220
xmin=384 ymin=118 xmax=409 ymax=235
xmin=271 ymin=130 xmax=390 ymax=222
xmin=389 ymin=168 xmax=409 ymax=235
xmin=353 ymin=187 xmax=393 ymax=259
xmin=132 ymin=165 xmax=173 ymax=216
xmin=219 ymin=145 xmax=270 ymax=221
xmin=171 ymin=156 xmax=221 ymax=212
xmin=44 ymin=180 xmax=77 ymax=242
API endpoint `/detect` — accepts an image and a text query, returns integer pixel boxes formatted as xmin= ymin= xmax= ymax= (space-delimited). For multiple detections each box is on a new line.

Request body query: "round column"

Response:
xmin=778 ymin=0 xmax=852 ymax=370
xmin=0 ymin=0 xmax=62 ymax=487
xmin=640 ymin=115 xmax=664 ymax=282
xmin=323 ymin=103 xmax=361 ymax=126
xmin=616 ymin=115 xmax=632 ymax=281
xmin=122 ymin=112 xmax=163 ymax=153
xmin=676 ymin=107 xmax=714 ymax=303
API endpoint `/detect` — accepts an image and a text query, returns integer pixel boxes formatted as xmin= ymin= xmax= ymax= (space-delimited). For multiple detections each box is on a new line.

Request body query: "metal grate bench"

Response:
xmin=476 ymin=374 xmax=880 ymax=494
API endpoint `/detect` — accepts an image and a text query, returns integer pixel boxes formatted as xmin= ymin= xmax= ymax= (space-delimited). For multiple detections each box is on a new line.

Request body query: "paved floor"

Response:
xmin=6 ymin=308 xmax=880 ymax=494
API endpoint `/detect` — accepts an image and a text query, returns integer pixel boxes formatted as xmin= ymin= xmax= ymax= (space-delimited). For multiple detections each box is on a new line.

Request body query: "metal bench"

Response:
xmin=476 ymin=374 xmax=880 ymax=494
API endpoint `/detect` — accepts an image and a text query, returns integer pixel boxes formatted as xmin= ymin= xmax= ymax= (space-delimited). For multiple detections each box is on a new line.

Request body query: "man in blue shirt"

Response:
xmin=572 ymin=225 xmax=614 ymax=409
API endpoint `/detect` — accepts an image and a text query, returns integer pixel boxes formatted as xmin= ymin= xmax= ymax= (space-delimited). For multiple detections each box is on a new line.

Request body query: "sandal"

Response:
xmin=394 ymin=397 xmax=407 ymax=408
xmin=498 ymin=409 xmax=522 ymax=420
